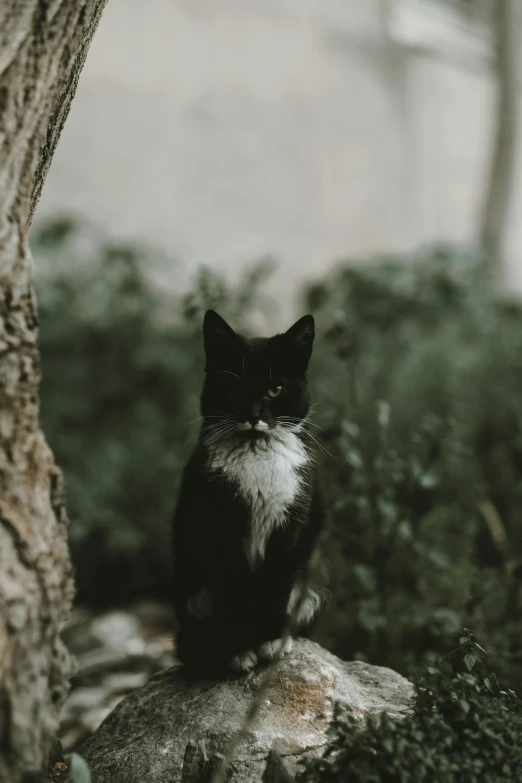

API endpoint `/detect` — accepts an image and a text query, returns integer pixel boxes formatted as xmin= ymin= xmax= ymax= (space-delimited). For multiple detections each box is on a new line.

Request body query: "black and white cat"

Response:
xmin=172 ymin=310 xmax=327 ymax=672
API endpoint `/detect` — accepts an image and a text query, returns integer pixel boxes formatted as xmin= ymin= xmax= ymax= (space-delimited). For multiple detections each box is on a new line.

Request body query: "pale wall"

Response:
xmin=34 ymin=0 xmax=522 ymax=313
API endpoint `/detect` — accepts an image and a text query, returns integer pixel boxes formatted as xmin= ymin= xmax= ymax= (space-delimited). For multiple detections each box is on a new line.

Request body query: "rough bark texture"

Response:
xmin=0 ymin=2 xmax=107 ymax=781
xmin=66 ymin=639 xmax=413 ymax=783
xmin=480 ymin=0 xmax=519 ymax=262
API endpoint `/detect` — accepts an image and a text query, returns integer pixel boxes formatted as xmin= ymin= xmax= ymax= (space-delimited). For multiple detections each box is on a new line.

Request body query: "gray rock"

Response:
xmin=90 ymin=611 xmax=142 ymax=650
xmin=59 ymin=605 xmax=176 ymax=754
xmin=61 ymin=686 xmax=110 ymax=716
xmin=71 ymin=639 xmax=413 ymax=783
xmin=103 ymin=671 xmax=149 ymax=694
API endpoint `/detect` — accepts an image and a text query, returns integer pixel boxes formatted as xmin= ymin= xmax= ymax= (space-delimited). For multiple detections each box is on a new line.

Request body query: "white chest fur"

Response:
xmin=208 ymin=430 xmax=309 ymax=567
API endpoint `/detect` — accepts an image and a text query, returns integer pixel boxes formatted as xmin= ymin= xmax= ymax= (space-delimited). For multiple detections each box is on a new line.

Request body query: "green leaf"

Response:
xmin=419 ymin=471 xmax=440 ymax=489
xmin=71 ymin=754 xmax=92 ymax=783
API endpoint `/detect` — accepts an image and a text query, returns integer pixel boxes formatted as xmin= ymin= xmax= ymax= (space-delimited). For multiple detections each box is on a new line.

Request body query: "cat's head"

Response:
xmin=200 ymin=310 xmax=315 ymax=439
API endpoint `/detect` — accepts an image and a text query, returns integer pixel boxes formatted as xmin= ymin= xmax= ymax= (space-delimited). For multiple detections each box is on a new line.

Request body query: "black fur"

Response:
xmin=172 ymin=310 xmax=328 ymax=671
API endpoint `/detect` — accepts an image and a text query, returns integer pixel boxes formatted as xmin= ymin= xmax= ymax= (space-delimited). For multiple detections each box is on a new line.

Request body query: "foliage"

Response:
xmin=70 ymin=754 xmax=91 ymax=783
xmin=300 ymin=632 xmax=522 ymax=783
xmin=34 ymin=216 xmax=273 ymax=604
xmin=305 ymin=246 xmax=522 ymax=694
xmin=33 ymin=220 xmax=522 ymax=696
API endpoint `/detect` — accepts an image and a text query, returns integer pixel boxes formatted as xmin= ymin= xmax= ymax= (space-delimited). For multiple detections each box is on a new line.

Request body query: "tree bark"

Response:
xmin=480 ymin=0 xmax=519 ymax=264
xmin=0 ymin=2 xmax=107 ymax=781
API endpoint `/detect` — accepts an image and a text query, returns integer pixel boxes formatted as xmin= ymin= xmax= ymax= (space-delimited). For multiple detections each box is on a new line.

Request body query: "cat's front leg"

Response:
xmin=253 ymin=603 xmax=294 ymax=662
xmin=229 ymin=634 xmax=293 ymax=671
xmin=229 ymin=638 xmax=293 ymax=671
xmin=229 ymin=649 xmax=259 ymax=673
xmin=257 ymin=636 xmax=293 ymax=661
xmin=286 ymin=583 xmax=324 ymax=630
xmin=186 ymin=587 xmax=213 ymax=620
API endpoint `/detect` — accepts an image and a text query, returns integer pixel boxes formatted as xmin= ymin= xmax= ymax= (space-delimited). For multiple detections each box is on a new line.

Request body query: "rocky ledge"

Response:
xmin=64 ymin=639 xmax=413 ymax=782
xmin=65 ymin=639 xmax=413 ymax=783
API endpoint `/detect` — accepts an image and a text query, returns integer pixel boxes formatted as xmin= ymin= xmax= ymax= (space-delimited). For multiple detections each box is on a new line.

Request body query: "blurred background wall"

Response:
xmin=33 ymin=0 xmax=522 ymax=313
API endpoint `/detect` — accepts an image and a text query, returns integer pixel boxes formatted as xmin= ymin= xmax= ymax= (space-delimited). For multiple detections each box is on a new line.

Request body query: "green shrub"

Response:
xmin=304 ymin=246 xmax=522 ymax=693
xmin=34 ymin=217 xmax=274 ymax=604
xmin=300 ymin=632 xmax=522 ymax=782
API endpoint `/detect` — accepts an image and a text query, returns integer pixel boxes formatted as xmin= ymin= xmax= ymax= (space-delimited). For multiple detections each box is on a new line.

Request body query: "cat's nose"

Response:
xmin=248 ymin=403 xmax=260 ymax=426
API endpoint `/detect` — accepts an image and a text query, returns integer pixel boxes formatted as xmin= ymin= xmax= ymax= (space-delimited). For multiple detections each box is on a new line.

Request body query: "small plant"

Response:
xmin=300 ymin=632 xmax=522 ymax=782
xmin=70 ymin=754 xmax=91 ymax=783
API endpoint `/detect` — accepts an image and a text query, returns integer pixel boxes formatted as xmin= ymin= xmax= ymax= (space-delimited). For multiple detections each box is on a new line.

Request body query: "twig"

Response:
xmin=181 ymin=739 xmax=219 ymax=783
xmin=262 ymin=748 xmax=294 ymax=783
xmin=477 ymin=499 xmax=514 ymax=573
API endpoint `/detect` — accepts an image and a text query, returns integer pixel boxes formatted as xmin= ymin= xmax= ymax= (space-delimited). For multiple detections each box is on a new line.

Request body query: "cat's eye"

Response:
xmin=266 ymin=386 xmax=283 ymax=399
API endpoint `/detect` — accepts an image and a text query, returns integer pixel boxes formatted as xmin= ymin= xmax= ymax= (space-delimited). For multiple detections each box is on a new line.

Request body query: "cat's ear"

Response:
xmin=203 ymin=310 xmax=239 ymax=365
xmin=284 ymin=314 xmax=315 ymax=369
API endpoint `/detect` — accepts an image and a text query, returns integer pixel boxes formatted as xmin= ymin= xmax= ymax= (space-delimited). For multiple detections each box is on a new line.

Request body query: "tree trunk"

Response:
xmin=0 ymin=3 xmax=107 ymax=781
xmin=480 ymin=0 xmax=519 ymax=264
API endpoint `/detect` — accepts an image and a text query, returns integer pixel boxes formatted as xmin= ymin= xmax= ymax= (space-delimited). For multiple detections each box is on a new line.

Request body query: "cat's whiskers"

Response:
xmin=201 ymin=420 xmax=238 ymax=446
xmin=182 ymin=429 xmax=206 ymax=450
xmin=278 ymin=415 xmax=327 ymax=434
xmin=302 ymin=429 xmax=333 ymax=459
xmin=185 ymin=424 xmax=236 ymax=460
xmin=176 ymin=416 xmax=203 ymax=435
xmin=275 ymin=417 xmax=332 ymax=459
xmin=215 ymin=370 xmax=241 ymax=381
xmin=181 ymin=417 xmax=236 ymax=450
xmin=177 ymin=414 xmax=233 ymax=437
xmin=273 ymin=430 xmax=317 ymax=466
xmin=212 ymin=410 xmax=237 ymax=420
xmin=203 ymin=421 xmax=235 ymax=437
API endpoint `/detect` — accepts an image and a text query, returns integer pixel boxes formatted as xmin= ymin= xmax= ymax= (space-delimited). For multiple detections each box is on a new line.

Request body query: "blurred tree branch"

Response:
xmin=480 ymin=0 xmax=519 ymax=263
xmin=0 ymin=2 xmax=107 ymax=781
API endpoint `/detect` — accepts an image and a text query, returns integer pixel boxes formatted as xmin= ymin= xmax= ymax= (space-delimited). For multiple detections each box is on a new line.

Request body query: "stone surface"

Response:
xmin=59 ymin=604 xmax=175 ymax=752
xmin=70 ymin=639 xmax=413 ymax=783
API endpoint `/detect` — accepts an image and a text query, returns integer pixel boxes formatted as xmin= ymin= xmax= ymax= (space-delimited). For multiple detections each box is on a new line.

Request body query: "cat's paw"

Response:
xmin=257 ymin=637 xmax=293 ymax=661
xmin=186 ymin=588 xmax=212 ymax=620
xmin=287 ymin=586 xmax=324 ymax=626
xmin=229 ymin=650 xmax=259 ymax=673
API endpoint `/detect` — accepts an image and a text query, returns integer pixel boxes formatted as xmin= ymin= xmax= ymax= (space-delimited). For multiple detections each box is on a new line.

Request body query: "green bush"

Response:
xmin=300 ymin=632 xmax=522 ymax=782
xmin=34 ymin=217 xmax=274 ymax=604
xmin=34 ymin=220 xmax=522 ymax=696
xmin=305 ymin=247 xmax=522 ymax=693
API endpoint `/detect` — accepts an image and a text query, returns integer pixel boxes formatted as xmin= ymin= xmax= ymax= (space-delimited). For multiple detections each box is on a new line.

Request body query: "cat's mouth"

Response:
xmin=236 ymin=421 xmax=270 ymax=437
